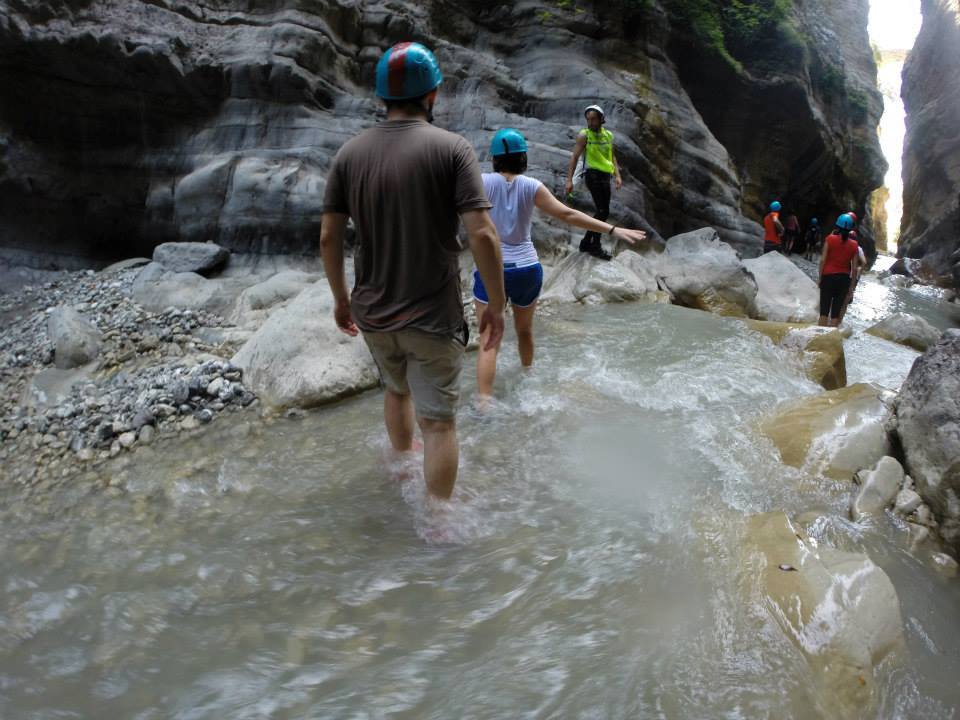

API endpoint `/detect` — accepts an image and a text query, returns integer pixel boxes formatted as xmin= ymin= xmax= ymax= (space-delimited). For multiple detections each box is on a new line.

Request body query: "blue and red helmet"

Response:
xmin=375 ymin=42 xmax=443 ymax=100
xmin=836 ymin=213 xmax=855 ymax=230
xmin=490 ymin=128 xmax=528 ymax=156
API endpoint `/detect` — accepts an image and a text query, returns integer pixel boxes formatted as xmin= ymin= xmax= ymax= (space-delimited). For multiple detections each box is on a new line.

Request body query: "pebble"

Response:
xmin=930 ymin=552 xmax=959 ymax=579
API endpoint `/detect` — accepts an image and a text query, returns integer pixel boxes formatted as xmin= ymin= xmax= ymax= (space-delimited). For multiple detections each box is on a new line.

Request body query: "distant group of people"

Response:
xmin=762 ymin=201 xmax=868 ymax=327
xmin=321 ymin=42 xmax=646 ymax=501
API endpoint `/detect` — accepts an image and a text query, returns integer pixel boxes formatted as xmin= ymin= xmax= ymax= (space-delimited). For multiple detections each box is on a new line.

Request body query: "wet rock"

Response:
xmin=851 ymin=456 xmax=903 ymax=520
xmin=743 ymin=252 xmax=819 ymax=323
xmin=153 ymin=242 xmax=230 ymax=275
xmin=47 ymin=306 xmax=101 ymax=369
xmin=180 ymin=415 xmax=199 ymax=431
xmin=760 ymin=383 xmax=889 ymax=480
xmin=895 ymin=488 xmax=923 ymax=516
xmin=138 ymin=425 xmax=156 ymax=445
xmin=930 ymin=552 xmax=959 ymax=579
xmin=742 ymin=512 xmax=903 ymax=719
xmin=866 ymin=313 xmax=942 ymax=352
xmin=745 ymin=321 xmax=846 ymax=390
xmin=232 ymin=282 xmax=378 ymax=409
xmin=539 ymin=251 xmax=664 ymax=305
xmin=118 ymin=431 xmax=136 ymax=449
xmin=653 ymin=228 xmax=758 ymax=317
xmin=195 ymin=409 xmax=214 ymax=424
xmin=893 ymin=330 xmax=960 ymax=551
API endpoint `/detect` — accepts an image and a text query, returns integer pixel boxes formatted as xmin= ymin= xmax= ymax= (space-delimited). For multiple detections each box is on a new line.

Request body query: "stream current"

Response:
xmin=1 ymin=259 xmax=959 ymax=719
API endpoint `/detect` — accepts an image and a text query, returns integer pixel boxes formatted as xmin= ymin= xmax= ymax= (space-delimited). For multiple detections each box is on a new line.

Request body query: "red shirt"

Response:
xmin=822 ymin=232 xmax=860 ymax=275
xmin=763 ymin=212 xmax=781 ymax=243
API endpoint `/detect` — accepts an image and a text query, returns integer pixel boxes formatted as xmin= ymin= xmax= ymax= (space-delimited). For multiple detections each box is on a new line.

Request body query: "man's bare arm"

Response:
xmin=460 ymin=209 xmax=505 ymax=350
xmin=320 ymin=212 xmax=358 ymax=336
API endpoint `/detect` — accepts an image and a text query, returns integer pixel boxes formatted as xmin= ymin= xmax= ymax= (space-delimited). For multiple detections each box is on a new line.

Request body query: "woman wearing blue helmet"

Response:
xmin=473 ymin=128 xmax=648 ymax=401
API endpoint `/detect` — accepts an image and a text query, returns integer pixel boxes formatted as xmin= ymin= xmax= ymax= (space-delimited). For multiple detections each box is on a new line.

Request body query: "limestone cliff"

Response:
xmin=900 ymin=0 xmax=960 ymax=286
xmin=0 ymin=0 xmax=885 ymax=268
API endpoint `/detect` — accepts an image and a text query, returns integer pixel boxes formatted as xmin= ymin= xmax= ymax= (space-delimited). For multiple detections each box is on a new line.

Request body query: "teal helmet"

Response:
xmin=770 ymin=201 xmax=782 ymax=212
xmin=375 ymin=42 xmax=442 ymax=100
xmin=811 ymin=217 xmax=819 ymax=226
xmin=490 ymin=128 xmax=528 ymax=157
xmin=836 ymin=213 xmax=855 ymax=230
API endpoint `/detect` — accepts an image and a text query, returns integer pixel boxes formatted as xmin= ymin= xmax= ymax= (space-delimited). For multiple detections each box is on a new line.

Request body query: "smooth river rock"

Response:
xmin=47 ymin=306 xmax=102 ymax=369
xmin=231 ymin=281 xmax=378 ymax=409
xmin=742 ymin=512 xmax=903 ymax=720
xmin=892 ymin=329 xmax=960 ymax=550
xmin=539 ymin=251 xmax=664 ymax=305
xmin=654 ymin=228 xmax=758 ymax=317
xmin=745 ymin=321 xmax=846 ymax=390
xmin=760 ymin=383 xmax=889 ymax=480
xmin=851 ymin=456 xmax=904 ymax=520
xmin=743 ymin=252 xmax=819 ymax=323
xmin=865 ymin=312 xmax=942 ymax=352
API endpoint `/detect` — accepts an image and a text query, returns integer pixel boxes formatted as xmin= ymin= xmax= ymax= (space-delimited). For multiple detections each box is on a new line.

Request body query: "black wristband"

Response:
xmin=608 ymin=224 xmax=617 ymax=236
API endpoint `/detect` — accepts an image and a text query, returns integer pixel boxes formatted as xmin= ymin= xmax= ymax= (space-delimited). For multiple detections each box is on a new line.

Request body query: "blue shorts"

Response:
xmin=473 ymin=263 xmax=543 ymax=308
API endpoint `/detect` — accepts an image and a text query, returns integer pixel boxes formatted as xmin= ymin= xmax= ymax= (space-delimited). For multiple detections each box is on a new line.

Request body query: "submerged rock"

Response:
xmin=743 ymin=252 xmax=819 ymax=323
xmin=892 ymin=329 xmax=960 ymax=550
xmin=654 ymin=228 xmax=757 ymax=317
xmin=866 ymin=312 xmax=942 ymax=352
xmin=742 ymin=512 xmax=903 ymax=719
xmin=760 ymin=383 xmax=889 ymax=480
xmin=231 ymin=282 xmax=378 ymax=409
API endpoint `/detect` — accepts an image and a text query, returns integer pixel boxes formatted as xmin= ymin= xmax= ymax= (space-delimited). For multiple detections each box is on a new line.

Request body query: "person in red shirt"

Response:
xmin=762 ymin=200 xmax=784 ymax=254
xmin=818 ymin=214 xmax=860 ymax=326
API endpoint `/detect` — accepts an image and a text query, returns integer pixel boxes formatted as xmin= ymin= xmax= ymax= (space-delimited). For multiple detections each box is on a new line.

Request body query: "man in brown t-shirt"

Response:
xmin=320 ymin=42 xmax=506 ymax=501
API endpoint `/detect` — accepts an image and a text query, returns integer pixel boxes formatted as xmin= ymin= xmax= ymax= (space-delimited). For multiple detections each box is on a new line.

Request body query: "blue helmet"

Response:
xmin=769 ymin=201 xmax=782 ymax=212
xmin=490 ymin=128 xmax=528 ymax=156
xmin=836 ymin=213 xmax=855 ymax=230
xmin=375 ymin=42 xmax=443 ymax=100
xmin=811 ymin=217 xmax=819 ymax=225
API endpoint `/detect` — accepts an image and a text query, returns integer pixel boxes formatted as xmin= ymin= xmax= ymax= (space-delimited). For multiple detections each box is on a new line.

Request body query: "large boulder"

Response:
xmin=46 ymin=306 xmax=101 ymax=369
xmin=130 ymin=262 xmax=249 ymax=314
xmin=892 ymin=329 xmax=960 ymax=548
xmin=227 ymin=270 xmax=320 ymax=328
xmin=743 ymin=252 xmax=819 ymax=322
xmin=760 ymin=383 xmax=890 ymax=479
xmin=539 ymin=251 xmax=665 ymax=305
xmin=866 ymin=312 xmax=942 ymax=352
xmin=742 ymin=512 xmax=903 ymax=719
xmin=152 ymin=242 xmax=230 ymax=275
xmin=653 ymin=228 xmax=758 ymax=317
xmin=745 ymin=321 xmax=846 ymax=390
xmin=231 ymin=281 xmax=378 ymax=409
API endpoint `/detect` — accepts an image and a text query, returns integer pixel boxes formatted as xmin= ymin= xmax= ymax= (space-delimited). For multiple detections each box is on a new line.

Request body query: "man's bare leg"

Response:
xmin=384 ymin=389 xmax=415 ymax=452
xmin=474 ymin=300 xmax=501 ymax=398
xmin=419 ymin=417 xmax=458 ymax=499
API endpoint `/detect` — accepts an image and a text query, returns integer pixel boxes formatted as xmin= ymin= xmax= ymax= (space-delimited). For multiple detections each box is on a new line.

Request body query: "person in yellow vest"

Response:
xmin=564 ymin=104 xmax=622 ymax=260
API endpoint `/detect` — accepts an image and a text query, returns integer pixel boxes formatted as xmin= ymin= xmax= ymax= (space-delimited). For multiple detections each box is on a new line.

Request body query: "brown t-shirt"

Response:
xmin=322 ymin=120 xmax=491 ymax=335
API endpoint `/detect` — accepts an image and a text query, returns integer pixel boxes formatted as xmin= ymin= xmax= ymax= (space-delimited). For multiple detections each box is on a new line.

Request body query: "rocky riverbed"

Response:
xmin=0 ymin=263 xmax=258 ymax=488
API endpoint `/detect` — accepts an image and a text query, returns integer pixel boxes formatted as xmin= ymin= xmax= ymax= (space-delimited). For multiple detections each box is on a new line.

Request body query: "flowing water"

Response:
xmin=2 ymin=267 xmax=959 ymax=719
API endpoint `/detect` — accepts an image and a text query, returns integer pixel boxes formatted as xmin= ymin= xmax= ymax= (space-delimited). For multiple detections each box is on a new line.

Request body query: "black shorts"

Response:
xmin=819 ymin=273 xmax=851 ymax=319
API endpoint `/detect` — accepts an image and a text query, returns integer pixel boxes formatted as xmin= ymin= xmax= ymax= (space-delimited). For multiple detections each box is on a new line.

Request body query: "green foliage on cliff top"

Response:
xmin=607 ymin=0 xmax=800 ymax=73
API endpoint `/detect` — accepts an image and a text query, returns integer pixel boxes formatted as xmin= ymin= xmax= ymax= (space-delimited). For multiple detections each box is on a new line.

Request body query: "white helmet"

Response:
xmin=584 ymin=104 xmax=605 ymax=122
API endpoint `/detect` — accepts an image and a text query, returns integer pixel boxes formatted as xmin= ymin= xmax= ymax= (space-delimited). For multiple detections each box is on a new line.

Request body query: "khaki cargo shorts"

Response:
xmin=362 ymin=328 xmax=466 ymax=421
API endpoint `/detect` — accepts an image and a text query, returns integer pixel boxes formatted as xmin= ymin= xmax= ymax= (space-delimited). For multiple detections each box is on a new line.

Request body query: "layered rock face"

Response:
xmin=900 ymin=0 xmax=960 ymax=285
xmin=0 ymin=0 xmax=885 ymax=268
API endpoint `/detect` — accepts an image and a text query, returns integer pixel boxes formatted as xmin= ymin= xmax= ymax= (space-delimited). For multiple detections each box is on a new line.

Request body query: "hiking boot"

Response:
xmin=588 ymin=246 xmax=612 ymax=261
